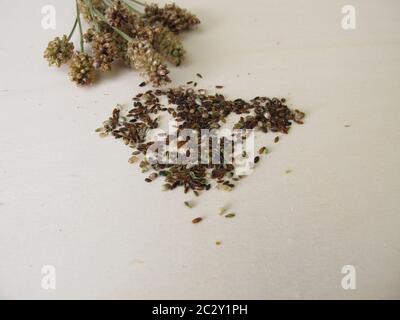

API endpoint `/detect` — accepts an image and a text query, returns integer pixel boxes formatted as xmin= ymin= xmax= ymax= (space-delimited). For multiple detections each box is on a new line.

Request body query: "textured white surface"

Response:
xmin=0 ymin=0 xmax=400 ymax=299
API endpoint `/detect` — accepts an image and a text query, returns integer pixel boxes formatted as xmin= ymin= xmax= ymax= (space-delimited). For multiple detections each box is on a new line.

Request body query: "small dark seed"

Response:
xmin=196 ymin=73 xmax=203 ymax=78
xmin=254 ymin=156 xmax=260 ymax=163
xmin=192 ymin=217 xmax=202 ymax=224
xmin=274 ymin=136 xmax=280 ymax=143
xmin=139 ymin=81 xmax=146 ymax=87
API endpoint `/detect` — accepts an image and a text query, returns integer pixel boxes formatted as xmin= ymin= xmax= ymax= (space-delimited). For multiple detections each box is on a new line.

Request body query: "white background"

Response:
xmin=0 ymin=0 xmax=399 ymax=299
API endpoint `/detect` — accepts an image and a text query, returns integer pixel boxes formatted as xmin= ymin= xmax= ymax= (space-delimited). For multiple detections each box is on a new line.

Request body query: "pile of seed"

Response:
xmin=97 ymin=85 xmax=305 ymax=195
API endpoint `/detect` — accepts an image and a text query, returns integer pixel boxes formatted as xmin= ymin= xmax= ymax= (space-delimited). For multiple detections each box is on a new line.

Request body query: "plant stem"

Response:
xmin=67 ymin=18 xmax=78 ymax=41
xmin=76 ymin=1 xmax=85 ymax=52
xmin=120 ymin=0 xmax=143 ymax=15
xmin=129 ymin=0 xmax=145 ymax=7
xmin=84 ymin=0 xmax=100 ymax=30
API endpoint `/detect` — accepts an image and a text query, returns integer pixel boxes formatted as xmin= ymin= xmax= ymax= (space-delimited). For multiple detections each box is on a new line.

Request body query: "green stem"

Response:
xmin=76 ymin=1 xmax=84 ymax=52
xmin=67 ymin=18 xmax=78 ymax=41
xmin=84 ymin=0 xmax=100 ymax=30
xmin=120 ymin=0 xmax=143 ymax=15
xmin=129 ymin=0 xmax=145 ymax=6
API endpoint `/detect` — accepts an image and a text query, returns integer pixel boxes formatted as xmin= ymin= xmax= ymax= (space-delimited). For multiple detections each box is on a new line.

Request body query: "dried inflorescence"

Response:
xmin=44 ymin=0 xmax=200 ymax=87
xmin=152 ymin=26 xmax=185 ymax=66
xmin=91 ymin=31 xmax=119 ymax=71
xmin=98 ymin=86 xmax=305 ymax=195
xmin=68 ymin=52 xmax=95 ymax=86
xmin=144 ymin=3 xmax=200 ymax=33
xmin=78 ymin=0 xmax=106 ymax=22
xmin=44 ymin=35 xmax=74 ymax=67
xmin=126 ymin=40 xmax=171 ymax=86
xmin=105 ymin=0 xmax=134 ymax=33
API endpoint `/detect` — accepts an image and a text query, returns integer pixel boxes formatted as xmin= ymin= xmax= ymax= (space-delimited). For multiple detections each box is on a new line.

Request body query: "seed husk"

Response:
xmin=184 ymin=201 xmax=194 ymax=208
xmin=225 ymin=213 xmax=236 ymax=218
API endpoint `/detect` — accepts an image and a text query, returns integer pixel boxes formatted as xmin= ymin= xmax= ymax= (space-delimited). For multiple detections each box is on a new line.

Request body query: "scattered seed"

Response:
xmin=196 ymin=73 xmax=203 ymax=78
xmin=218 ymin=207 xmax=227 ymax=215
xmin=192 ymin=217 xmax=202 ymax=224
xmin=274 ymin=136 xmax=280 ymax=143
xmin=345 ymin=124 xmax=351 ymax=128
xmin=259 ymin=146 xmax=268 ymax=154
xmin=139 ymin=81 xmax=146 ymax=87
xmin=128 ymin=155 xmax=138 ymax=164
xmin=225 ymin=213 xmax=236 ymax=218
xmin=184 ymin=201 xmax=194 ymax=208
xmin=215 ymin=85 xmax=224 ymax=89
xmin=99 ymin=87 xmax=305 ymax=200
xmin=216 ymin=241 xmax=222 ymax=245
xmin=285 ymin=169 xmax=292 ymax=174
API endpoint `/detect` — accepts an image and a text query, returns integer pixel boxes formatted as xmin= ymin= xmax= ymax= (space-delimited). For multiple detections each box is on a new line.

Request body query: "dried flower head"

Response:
xmin=44 ymin=35 xmax=74 ymax=67
xmin=152 ymin=26 xmax=185 ymax=66
xmin=68 ymin=52 xmax=95 ymax=86
xmin=91 ymin=31 xmax=119 ymax=71
xmin=126 ymin=40 xmax=171 ymax=87
xmin=144 ymin=3 xmax=200 ymax=33
xmin=105 ymin=0 xmax=134 ymax=33
xmin=78 ymin=0 xmax=106 ymax=22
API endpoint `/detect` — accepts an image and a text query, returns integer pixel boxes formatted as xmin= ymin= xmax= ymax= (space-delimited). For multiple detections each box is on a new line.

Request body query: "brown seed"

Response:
xmin=216 ymin=241 xmax=222 ymax=245
xmin=196 ymin=73 xmax=203 ymax=78
xmin=139 ymin=81 xmax=146 ymax=87
xmin=215 ymin=85 xmax=224 ymax=89
xmin=192 ymin=217 xmax=202 ymax=224
xmin=258 ymin=146 xmax=268 ymax=155
xmin=274 ymin=136 xmax=280 ymax=143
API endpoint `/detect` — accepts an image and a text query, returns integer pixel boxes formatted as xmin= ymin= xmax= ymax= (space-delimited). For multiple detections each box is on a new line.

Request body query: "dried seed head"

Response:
xmin=105 ymin=0 xmax=134 ymax=33
xmin=44 ymin=35 xmax=74 ymax=67
xmin=68 ymin=52 xmax=95 ymax=86
xmin=152 ymin=25 xmax=185 ymax=66
xmin=126 ymin=40 xmax=171 ymax=87
xmin=91 ymin=31 xmax=119 ymax=72
xmin=144 ymin=3 xmax=200 ymax=33
xmin=77 ymin=0 xmax=106 ymax=22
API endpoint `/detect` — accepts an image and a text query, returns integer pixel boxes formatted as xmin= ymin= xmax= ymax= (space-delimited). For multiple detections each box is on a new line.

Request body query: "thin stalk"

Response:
xmin=84 ymin=0 xmax=100 ymax=30
xmin=76 ymin=1 xmax=85 ymax=52
xmin=67 ymin=18 xmax=78 ymax=41
xmin=120 ymin=0 xmax=143 ymax=15
xmin=129 ymin=0 xmax=145 ymax=7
